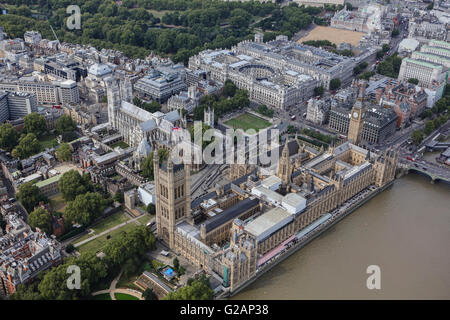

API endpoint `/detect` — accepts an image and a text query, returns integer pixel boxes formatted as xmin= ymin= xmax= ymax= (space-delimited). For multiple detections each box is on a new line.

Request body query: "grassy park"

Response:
xmin=114 ymin=293 xmax=140 ymax=300
xmin=224 ymin=113 xmax=271 ymax=132
xmin=75 ymin=214 xmax=152 ymax=255
xmin=110 ymin=141 xmax=130 ymax=149
xmin=49 ymin=194 xmax=67 ymax=213
xmin=39 ymin=133 xmax=58 ymax=150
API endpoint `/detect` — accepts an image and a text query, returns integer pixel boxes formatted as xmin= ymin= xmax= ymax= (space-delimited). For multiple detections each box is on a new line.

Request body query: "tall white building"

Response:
xmin=6 ymin=91 xmax=38 ymax=120
xmin=0 ymin=80 xmax=79 ymax=105
xmin=306 ymin=98 xmax=329 ymax=125
xmin=0 ymin=90 xmax=38 ymax=122
xmin=398 ymin=39 xmax=450 ymax=88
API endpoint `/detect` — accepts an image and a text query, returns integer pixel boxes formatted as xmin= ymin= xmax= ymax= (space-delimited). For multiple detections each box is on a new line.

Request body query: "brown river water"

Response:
xmin=233 ymin=175 xmax=450 ymax=299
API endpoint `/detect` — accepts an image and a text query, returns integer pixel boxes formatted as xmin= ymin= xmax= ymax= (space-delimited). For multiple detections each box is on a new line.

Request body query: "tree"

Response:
xmin=314 ymin=86 xmax=324 ymax=96
xmin=391 ymin=28 xmax=399 ymax=37
xmin=408 ymin=78 xmax=419 ymax=85
xmin=382 ymin=44 xmax=390 ymax=53
xmin=37 ymin=252 xmax=107 ymax=300
xmin=113 ymin=191 xmax=124 ymax=203
xmin=0 ymin=213 xmax=6 ymax=233
xmin=377 ymin=55 xmax=402 ymax=78
xmin=173 ymin=257 xmax=180 ymax=270
xmin=143 ymin=288 xmax=157 ymax=300
xmin=28 ymin=207 xmax=52 ymax=235
xmin=56 ymin=143 xmax=72 ymax=162
xmin=56 ymin=115 xmax=77 ymax=135
xmin=329 ymin=78 xmax=341 ymax=91
xmin=58 ymin=170 xmax=92 ymax=202
xmin=426 ymin=3 xmax=433 ymax=10
xmin=16 ymin=182 xmax=46 ymax=213
xmin=257 ymin=105 xmax=274 ymax=117
xmin=223 ymin=80 xmax=237 ymax=98
xmin=165 ymin=274 xmax=213 ymax=300
xmin=65 ymin=243 xmax=75 ymax=254
xmin=0 ymin=123 xmax=19 ymax=151
xmin=424 ymin=120 xmax=435 ymax=135
xmin=23 ymin=113 xmax=47 ymax=137
xmin=64 ymin=192 xmax=107 ymax=226
xmin=9 ymin=282 xmax=42 ymax=300
xmin=146 ymin=203 xmax=156 ymax=214
xmin=102 ymin=225 xmax=156 ymax=267
xmin=12 ymin=133 xmax=41 ymax=159
xmin=141 ymin=149 xmax=169 ymax=180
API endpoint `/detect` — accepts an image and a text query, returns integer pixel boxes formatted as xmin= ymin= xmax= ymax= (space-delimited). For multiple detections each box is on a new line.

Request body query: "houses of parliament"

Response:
xmin=152 ymin=84 xmax=399 ymax=294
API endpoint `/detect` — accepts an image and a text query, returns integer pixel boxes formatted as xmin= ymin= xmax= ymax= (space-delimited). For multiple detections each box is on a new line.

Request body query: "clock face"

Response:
xmin=353 ymin=112 xmax=359 ymax=119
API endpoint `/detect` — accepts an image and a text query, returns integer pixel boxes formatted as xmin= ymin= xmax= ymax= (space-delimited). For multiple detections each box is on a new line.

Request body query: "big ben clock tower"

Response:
xmin=348 ymin=85 xmax=366 ymax=145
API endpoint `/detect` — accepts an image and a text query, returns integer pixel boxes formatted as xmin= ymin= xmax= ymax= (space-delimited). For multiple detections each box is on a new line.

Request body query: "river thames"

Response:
xmin=234 ymin=174 xmax=450 ymax=299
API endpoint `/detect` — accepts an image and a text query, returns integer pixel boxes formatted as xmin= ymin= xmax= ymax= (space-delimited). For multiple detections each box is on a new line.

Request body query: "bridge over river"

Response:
xmin=398 ymin=157 xmax=450 ymax=184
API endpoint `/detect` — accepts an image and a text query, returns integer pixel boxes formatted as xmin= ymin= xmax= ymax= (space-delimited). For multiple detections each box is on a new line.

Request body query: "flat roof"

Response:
xmin=261 ymin=175 xmax=282 ymax=189
xmin=244 ymin=207 xmax=292 ymax=242
xmin=34 ymin=174 xmax=62 ymax=188
xmin=203 ymin=197 xmax=259 ymax=233
xmin=403 ymin=58 xmax=443 ymax=70
xmin=282 ymin=193 xmax=306 ymax=208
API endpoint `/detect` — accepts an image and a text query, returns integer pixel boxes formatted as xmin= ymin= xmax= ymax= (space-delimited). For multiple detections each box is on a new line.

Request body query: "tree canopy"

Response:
xmin=16 ymin=181 xmax=47 ymax=212
xmin=11 ymin=133 xmax=41 ymax=159
xmin=0 ymin=123 xmax=19 ymax=151
xmin=165 ymin=274 xmax=213 ymax=300
xmin=23 ymin=113 xmax=47 ymax=138
xmin=55 ymin=143 xmax=72 ymax=162
xmin=102 ymin=225 xmax=156 ymax=267
xmin=64 ymin=192 xmax=107 ymax=226
xmin=55 ymin=115 xmax=77 ymax=135
xmin=141 ymin=148 xmax=169 ymax=180
xmin=0 ymin=0 xmax=339 ymax=63
xmin=58 ymin=170 xmax=93 ymax=202
xmin=28 ymin=207 xmax=52 ymax=235
xmin=329 ymin=78 xmax=341 ymax=91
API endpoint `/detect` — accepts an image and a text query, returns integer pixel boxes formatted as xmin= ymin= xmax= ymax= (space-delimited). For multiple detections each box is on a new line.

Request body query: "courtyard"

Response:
xmin=223 ymin=113 xmax=272 ymax=132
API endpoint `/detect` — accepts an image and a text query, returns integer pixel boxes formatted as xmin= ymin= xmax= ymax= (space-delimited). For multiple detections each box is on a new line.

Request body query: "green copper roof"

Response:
xmin=413 ymin=52 xmax=450 ymax=64
xmin=404 ymin=58 xmax=443 ymax=70
xmin=422 ymin=45 xmax=450 ymax=57
xmin=429 ymin=40 xmax=450 ymax=49
xmin=35 ymin=174 xmax=62 ymax=188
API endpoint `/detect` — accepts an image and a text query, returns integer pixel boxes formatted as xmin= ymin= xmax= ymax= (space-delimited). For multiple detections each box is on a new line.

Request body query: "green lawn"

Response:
xmin=49 ymin=194 xmax=67 ymax=213
xmin=40 ymin=133 xmax=58 ymax=150
xmin=114 ymin=293 xmax=139 ymax=300
xmin=224 ymin=113 xmax=271 ymax=132
xmin=90 ymin=293 xmax=111 ymax=300
xmin=110 ymin=141 xmax=129 ymax=149
xmin=92 ymin=211 xmax=130 ymax=234
xmin=137 ymin=214 xmax=153 ymax=226
xmin=73 ymin=211 xmax=130 ymax=245
xmin=76 ymin=221 xmax=138 ymax=255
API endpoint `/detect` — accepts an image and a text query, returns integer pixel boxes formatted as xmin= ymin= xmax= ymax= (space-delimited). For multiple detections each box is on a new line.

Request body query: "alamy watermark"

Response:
xmin=366 ymin=265 xmax=381 ymax=290
xmin=168 ymin=121 xmax=281 ymax=166
xmin=66 ymin=5 xmax=81 ymax=30
xmin=67 ymin=265 xmax=81 ymax=290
